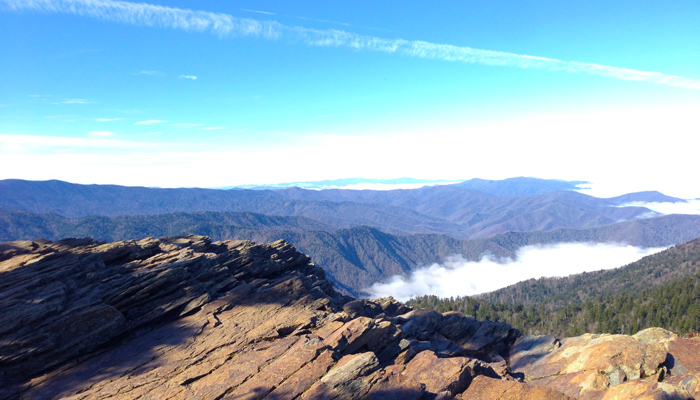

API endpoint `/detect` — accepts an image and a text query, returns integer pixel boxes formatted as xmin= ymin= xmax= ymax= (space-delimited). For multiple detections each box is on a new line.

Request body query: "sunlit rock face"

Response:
xmin=1 ymin=235 xmax=699 ymax=399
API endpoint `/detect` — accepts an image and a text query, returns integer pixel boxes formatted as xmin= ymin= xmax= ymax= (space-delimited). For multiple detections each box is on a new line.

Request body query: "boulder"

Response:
xmin=511 ymin=332 xmax=668 ymax=398
xmin=402 ymin=350 xmax=485 ymax=396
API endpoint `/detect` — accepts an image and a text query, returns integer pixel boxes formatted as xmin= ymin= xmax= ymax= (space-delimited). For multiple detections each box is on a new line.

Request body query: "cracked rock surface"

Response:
xmin=1 ymin=235 xmax=700 ymax=399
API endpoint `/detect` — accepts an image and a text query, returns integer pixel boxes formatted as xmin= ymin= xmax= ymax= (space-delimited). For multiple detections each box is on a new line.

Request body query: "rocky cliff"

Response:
xmin=1 ymin=235 xmax=699 ymax=399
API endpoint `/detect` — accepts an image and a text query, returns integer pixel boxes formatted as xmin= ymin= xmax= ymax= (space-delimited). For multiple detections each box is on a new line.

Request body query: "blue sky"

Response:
xmin=1 ymin=0 xmax=699 ymax=197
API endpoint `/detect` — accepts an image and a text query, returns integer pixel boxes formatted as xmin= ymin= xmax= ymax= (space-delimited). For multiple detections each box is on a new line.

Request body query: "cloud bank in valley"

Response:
xmin=622 ymin=200 xmax=700 ymax=216
xmin=3 ymin=0 xmax=700 ymax=90
xmin=366 ymin=243 xmax=664 ymax=302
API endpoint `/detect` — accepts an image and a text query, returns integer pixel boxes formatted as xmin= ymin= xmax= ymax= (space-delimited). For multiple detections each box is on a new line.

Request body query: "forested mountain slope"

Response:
xmin=3 ymin=209 xmax=700 ymax=296
xmin=409 ymin=237 xmax=700 ymax=337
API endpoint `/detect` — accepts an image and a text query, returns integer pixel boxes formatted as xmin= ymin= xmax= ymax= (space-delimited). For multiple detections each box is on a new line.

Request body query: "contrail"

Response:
xmin=4 ymin=0 xmax=700 ymax=90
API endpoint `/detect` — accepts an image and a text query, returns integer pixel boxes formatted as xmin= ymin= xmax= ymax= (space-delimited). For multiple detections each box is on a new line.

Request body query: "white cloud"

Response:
xmin=139 ymin=70 xmax=158 ymax=75
xmin=1 ymin=142 xmax=27 ymax=152
xmin=241 ymin=9 xmax=276 ymax=16
xmin=203 ymin=126 xmax=225 ymax=130
xmin=2 ymin=102 xmax=699 ymax=195
xmin=178 ymin=75 xmax=197 ymax=80
xmin=95 ymin=117 xmax=123 ymax=122
xmin=52 ymin=98 xmax=94 ymax=104
xmin=617 ymin=200 xmax=700 ymax=215
xmin=135 ymin=119 xmax=166 ymax=125
xmin=5 ymin=0 xmax=700 ymax=90
xmin=88 ymin=131 xmax=114 ymax=137
xmin=365 ymin=243 xmax=665 ymax=301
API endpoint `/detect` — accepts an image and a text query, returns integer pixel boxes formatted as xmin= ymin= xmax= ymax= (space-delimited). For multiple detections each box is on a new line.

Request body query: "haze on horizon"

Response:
xmin=1 ymin=0 xmax=700 ymax=198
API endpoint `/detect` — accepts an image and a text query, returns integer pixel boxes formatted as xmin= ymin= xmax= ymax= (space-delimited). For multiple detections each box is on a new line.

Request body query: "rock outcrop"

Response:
xmin=1 ymin=235 xmax=699 ymax=399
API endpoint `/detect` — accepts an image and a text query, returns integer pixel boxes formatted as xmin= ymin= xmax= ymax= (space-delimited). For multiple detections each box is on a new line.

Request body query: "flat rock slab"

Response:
xmin=511 ymin=331 xmax=668 ymax=398
xmin=462 ymin=376 xmax=572 ymax=400
xmin=580 ymin=380 xmax=693 ymax=400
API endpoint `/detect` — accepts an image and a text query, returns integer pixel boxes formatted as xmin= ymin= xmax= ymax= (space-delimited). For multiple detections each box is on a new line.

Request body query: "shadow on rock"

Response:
xmin=0 ymin=235 xmax=347 ymax=399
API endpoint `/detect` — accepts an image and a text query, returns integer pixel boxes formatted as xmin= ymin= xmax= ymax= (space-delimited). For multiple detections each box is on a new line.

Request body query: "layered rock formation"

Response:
xmin=1 ymin=235 xmax=699 ymax=399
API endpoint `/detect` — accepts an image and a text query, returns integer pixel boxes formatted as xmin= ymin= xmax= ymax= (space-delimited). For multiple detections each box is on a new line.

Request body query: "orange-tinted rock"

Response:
xmin=667 ymin=337 xmax=700 ymax=375
xmin=402 ymin=350 xmax=477 ymax=396
xmin=316 ymin=320 xmax=346 ymax=339
xmin=512 ymin=332 xmax=668 ymax=398
xmin=463 ymin=376 xmax=573 ymax=400
xmin=267 ymin=350 xmax=336 ymax=399
xmin=222 ymin=335 xmax=328 ymax=400
xmin=665 ymin=373 xmax=700 ymax=399
xmin=321 ymin=352 xmax=379 ymax=387
xmin=8 ymin=235 xmax=700 ymax=400
xmin=322 ymin=316 xmax=396 ymax=355
xmin=2 ymin=237 xmax=347 ymax=400
xmin=299 ymin=352 xmax=380 ymax=399
xmin=365 ymin=371 xmax=424 ymax=400
xmin=323 ymin=317 xmax=374 ymax=352
xmin=580 ymin=380 xmax=693 ymax=400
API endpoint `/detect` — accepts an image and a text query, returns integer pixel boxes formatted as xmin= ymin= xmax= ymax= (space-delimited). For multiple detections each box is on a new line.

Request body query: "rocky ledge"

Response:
xmin=0 ymin=235 xmax=699 ymax=399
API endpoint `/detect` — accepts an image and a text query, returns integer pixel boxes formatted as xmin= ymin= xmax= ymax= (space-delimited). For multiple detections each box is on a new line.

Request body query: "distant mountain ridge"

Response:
xmin=230 ymin=177 xmax=460 ymax=190
xmin=231 ymin=176 xmax=587 ymax=194
xmin=0 ymin=178 xmax=669 ymax=239
xmin=452 ymin=177 xmax=588 ymax=196
xmin=606 ymin=190 xmax=687 ymax=205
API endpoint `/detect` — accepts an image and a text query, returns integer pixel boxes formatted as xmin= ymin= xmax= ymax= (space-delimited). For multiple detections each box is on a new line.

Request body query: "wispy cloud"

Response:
xmin=241 ymin=8 xmax=276 ymax=16
xmin=203 ymin=126 xmax=225 ymax=130
xmin=178 ymin=75 xmax=197 ymax=80
xmin=139 ymin=70 xmax=158 ymax=75
xmin=135 ymin=119 xmax=166 ymax=125
xmin=366 ymin=243 xmax=665 ymax=301
xmin=88 ymin=130 xmax=114 ymax=137
xmin=52 ymin=98 xmax=94 ymax=104
xmin=4 ymin=0 xmax=700 ymax=90
xmin=294 ymin=15 xmax=397 ymax=34
xmin=171 ymin=123 xmax=204 ymax=127
xmin=95 ymin=117 xmax=123 ymax=122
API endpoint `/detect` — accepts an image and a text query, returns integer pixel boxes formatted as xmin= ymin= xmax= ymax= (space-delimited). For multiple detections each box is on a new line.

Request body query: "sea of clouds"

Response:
xmin=365 ymin=242 xmax=665 ymax=302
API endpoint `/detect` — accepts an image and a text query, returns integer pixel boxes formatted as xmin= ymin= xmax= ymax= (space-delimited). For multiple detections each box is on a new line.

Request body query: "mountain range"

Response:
xmin=0 ymin=178 xmax=680 ymax=239
xmin=1 ymin=176 xmax=699 ymax=296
